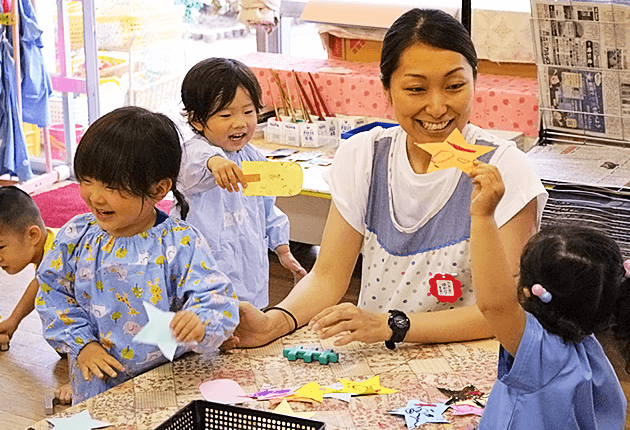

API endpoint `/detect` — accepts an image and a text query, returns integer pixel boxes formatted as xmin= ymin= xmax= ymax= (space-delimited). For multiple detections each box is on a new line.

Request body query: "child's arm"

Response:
xmin=207 ymin=156 xmax=247 ymax=193
xmin=275 ymin=244 xmax=307 ymax=285
xmin=263 ymin=197 xmax=307 ymax=282
xmin=0 ymin=277 xmax=39 ymax=339
xmin=172 ymin=229 xmax=239 ymax=350
xmin=470 ymin=161 xmax=526 ymax=357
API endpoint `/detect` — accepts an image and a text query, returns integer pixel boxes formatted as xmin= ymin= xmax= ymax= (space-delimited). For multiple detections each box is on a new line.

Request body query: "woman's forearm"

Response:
xmin=404 ymin=304 xmax=493 ymax=344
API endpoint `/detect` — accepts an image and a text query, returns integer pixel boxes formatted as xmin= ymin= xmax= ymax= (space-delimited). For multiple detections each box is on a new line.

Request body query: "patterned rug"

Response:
xmin=32 ymin=182 xmax=173 ymax=229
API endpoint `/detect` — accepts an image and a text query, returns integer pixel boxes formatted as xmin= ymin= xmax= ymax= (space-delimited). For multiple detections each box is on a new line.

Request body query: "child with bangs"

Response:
xmin=36 ymin=106 xmax=239 ymax=403
xmin=175 ymin=58 xmax=306 ymax=310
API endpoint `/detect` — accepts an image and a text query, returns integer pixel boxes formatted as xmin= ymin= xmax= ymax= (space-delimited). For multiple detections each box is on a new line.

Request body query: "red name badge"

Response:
xmin=428 ymin=273 xmax=462 ymax=303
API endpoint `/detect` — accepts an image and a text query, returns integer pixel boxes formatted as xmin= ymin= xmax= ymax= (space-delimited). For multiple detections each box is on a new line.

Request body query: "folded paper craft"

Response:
xmin=415 ymin=129 xmax=495 ymax=174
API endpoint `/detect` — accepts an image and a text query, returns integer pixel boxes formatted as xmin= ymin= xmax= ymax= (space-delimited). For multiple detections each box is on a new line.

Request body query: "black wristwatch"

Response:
xmin=385 ymin=310 xmax=410 ymax=350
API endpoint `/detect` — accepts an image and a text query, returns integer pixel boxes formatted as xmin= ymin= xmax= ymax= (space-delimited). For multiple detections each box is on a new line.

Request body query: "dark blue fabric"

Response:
xmin=364 ymin=136 xmax=496 ymax=256
xmin=0 ymin=30 xmax=32 ymax=181
xmin=12 ymin=0 xmax=52 ymax=126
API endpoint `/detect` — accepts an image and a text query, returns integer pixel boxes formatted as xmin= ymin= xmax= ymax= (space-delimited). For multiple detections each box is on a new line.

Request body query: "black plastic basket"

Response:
xmin=155 ymin=400 xmax=326 ymax=430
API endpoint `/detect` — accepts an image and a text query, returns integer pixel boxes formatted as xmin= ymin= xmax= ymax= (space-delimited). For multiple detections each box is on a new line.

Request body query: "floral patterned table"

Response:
xmin=26 ymin=328 xmax=500 ymax=430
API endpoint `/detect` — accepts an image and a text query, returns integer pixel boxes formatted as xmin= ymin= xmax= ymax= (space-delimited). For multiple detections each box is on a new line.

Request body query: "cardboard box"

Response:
xmin=328 ymin=35 xmax=383 ymax=63
xmin=300 ymin=0 xmax=458 ymax=63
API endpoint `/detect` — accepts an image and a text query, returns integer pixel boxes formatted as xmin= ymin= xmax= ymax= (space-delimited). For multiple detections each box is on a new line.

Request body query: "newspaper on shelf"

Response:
xmin=528 ymin=142 xmax=630 ymax=188
xmin=531 ymin=0 xmax=630 ymax=141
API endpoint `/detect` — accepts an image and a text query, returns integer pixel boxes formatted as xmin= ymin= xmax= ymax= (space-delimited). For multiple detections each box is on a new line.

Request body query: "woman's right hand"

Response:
xmin=77 ymin=341 xmax=126 ymax=381
xmin=207 ymin=156 xmax=247 ymax=192
xmin=221 ymin=302 xmax=282 ymax=349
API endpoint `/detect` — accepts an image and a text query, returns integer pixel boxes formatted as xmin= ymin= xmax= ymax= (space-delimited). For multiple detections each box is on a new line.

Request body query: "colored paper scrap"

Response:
xmin=415 ymin=129 xmax=495 ymax=174
xmin=199 ymin=379 xmax=253 ymax=405
xmin=335 ymin=375 xmax=398 ymax=395
xmin=246 ymin=387 xmax=295 ymax=400
xmin=273 ymin=399 xmax=316 ymax=419
xmin=47 ymin=410 xmax=111 ymax=429
xmin=132 ymin=301 xmax=197 ymax=361
xmin=450 ymin=404 xmax=484 ymax=416
xmin=286 ymin=382 xmax=336 ymax=403
xmin=389 ymin=399 xmax=450 ymax=428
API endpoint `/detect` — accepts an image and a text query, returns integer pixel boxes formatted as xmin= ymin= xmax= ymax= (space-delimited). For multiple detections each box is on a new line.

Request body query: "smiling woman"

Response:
xmin=226 ymin=8 xmax=548 ymax=351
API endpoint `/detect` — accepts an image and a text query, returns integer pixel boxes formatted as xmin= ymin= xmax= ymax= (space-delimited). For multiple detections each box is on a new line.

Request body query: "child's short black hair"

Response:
xmin=181 ymin=57 xmax=263 ymax=134
xmin=74 ymin=106 xmax=189 ymax=219
xmin=518 ymin=225 xmax=629 ymax=343
xmin=0 ymin=186 xmax=44 ymax=234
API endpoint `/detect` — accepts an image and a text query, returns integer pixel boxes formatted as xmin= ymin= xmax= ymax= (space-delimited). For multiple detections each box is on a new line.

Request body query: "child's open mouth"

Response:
xmin=229 ymin=133 xmax=246 ymax=141
xmin=95 ymin=208 xmax=114 ymax=219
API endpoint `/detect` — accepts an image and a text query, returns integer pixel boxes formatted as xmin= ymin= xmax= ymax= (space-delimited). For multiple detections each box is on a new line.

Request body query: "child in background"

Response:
xmin=0 ymin=187 xmax=55 ymax=347
xmin=36 ymin=107 xmax=239 ymax=404
xmin=0 ymin=187 xmax=74 ymax=403
xmin=469 ymin=160 xmax=628 ymax=429
xmin=175 ymin=58 xmax=307 ymax=309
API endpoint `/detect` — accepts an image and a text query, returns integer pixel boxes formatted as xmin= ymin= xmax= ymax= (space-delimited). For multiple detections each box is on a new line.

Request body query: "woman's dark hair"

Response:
xmin=380 ymin=8 xmax=478 ymax=90
xmin=181 ymin=57 xmax=263 ymax=134
xmin=518 ymin=225 xmax=629 ymax=343
xmin=74 ymin=106 xmax=189 ymax=219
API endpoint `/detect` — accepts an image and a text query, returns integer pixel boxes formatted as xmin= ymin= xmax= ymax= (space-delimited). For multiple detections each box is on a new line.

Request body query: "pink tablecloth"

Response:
xmin=239 ymin=52 xmax=539 ymax=137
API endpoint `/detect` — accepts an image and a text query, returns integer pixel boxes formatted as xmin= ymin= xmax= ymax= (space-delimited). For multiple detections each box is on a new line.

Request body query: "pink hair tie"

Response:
xmin=623 ymin=260 xmax=630 ymax=278
xmin=531 ymin=284 xmax=552 ymax=303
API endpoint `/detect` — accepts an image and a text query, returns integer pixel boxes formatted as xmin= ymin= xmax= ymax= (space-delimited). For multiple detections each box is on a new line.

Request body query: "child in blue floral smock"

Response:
xmin=36 ymin=107 xmax=239 ymax=403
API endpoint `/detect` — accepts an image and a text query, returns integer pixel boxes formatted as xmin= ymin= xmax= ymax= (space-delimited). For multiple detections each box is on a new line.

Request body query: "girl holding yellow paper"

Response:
xmin=176 ymin=58 xmax=307 ymax=309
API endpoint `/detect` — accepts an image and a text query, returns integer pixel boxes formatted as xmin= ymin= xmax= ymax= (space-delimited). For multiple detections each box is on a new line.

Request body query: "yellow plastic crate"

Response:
xmin=23 ymin=122 xmax=41 ymax=157
xmin=68 ymin=1 xmax=185 ymax=51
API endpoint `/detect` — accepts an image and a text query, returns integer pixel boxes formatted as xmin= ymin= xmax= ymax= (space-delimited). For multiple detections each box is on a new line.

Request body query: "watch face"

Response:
xmin=392 ymin=315 xmax=409 ymax=329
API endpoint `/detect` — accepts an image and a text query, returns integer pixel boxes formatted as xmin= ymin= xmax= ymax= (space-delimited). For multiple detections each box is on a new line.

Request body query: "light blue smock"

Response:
xmin=0 ymin=30 xmax=32 ymax=181
xmin=174 ymin=135 xmax=290 ymax=309
xmin=36 ymin=212 xmax=239 ymax=403
xmin=479 ymin=312 xmax=626 ymax=429
xmin=11 ymin=0 xmax=52 ymax=126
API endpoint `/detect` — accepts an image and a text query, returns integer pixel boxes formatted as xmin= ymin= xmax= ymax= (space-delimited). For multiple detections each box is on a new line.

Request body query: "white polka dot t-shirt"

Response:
xmin=324 ymin=124 xmax=547 ymax=314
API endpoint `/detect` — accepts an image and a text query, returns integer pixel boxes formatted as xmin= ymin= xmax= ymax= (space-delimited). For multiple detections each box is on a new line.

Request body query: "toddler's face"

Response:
xmin=0 ymin=229 xmax=35 ymax=274
xmin=194 ymin=86 xmax=257 ymax=152
xmin=78 ymin=179 xmax=157 ymax=237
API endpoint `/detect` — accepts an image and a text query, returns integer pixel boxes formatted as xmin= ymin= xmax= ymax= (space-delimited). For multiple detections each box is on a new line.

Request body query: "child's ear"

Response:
xmin=26 ymin=225 xmax=43 ymax=246
xmin=190 ymin=120 xmax=204 ymax=133
xmin=152 ymin=178 xmax=173 ymax=202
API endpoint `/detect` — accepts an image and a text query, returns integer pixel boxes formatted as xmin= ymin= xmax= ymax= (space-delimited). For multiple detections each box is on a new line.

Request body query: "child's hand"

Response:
xmin=469 ymin=160 xmax=505 ymax=217
xmin=207 ymin=156 xmax=247 ymax=192
xmin=276 ymin=245 xmax=308 ymax=285
xmin=171 ymin=310 xmax=205 ymax=343
xmin=0 ymin=316 xmax=18 ymax=340
xmin=77 ymin=341 xmax=125 ymax=381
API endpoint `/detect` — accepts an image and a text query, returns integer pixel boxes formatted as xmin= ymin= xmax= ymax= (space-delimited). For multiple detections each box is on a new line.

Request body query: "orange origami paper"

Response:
xmin=415 ymin=129 xmax=495 ymax=174
xmin=335 ymin=375 xmax=398 ymax=395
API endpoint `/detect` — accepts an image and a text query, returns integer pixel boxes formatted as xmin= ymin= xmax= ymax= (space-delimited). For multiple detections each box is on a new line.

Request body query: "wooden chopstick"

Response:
xmin=307 ymin=72 xmax=333 ymax=117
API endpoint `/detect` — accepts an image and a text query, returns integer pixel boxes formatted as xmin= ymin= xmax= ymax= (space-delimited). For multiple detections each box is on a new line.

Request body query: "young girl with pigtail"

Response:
xmin=36 ymin=106 xmax=239 ymax=404
xmin=469 ymin=159 xmax=629 ymax=429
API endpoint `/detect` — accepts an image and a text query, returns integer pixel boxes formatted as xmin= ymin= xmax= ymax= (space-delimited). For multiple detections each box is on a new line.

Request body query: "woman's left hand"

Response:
xmin=171 ymin=310 xmax=205 ymax=343
xmin=309 ymin=302 xmax=390 ymax=346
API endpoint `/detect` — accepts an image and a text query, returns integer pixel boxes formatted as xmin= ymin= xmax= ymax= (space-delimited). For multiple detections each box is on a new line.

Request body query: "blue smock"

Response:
xmin=174 ymin=135 xmax=291 ymax=309
xmin=36 ymin=212 xmax=239 ymax=403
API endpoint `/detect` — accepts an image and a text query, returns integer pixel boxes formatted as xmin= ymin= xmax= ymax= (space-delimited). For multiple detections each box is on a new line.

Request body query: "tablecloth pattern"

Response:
xmin=28 ymin=328 xmax=500 ymax=430
xmin=240 ymin=52 xmax=539 ymax=137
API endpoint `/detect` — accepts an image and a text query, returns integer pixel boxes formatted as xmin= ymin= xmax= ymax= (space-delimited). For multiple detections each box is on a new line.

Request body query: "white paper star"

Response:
xmin=47 ymin=410 xmax=111 ymax=429
xmin=132 ymin=301 xmax=196 ymax=361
